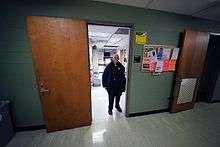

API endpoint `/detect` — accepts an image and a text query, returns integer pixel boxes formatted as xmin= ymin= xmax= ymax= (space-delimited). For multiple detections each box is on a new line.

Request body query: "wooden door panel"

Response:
xmin=27 ymin=16 xmax=91 ymax=132
xmin=171 ymin=30 xmax=210 ymax=113
xmin=177 ymin=31 xmax=209 ymax=77
xmin=190 ymin=32 xmax=210 ymax=76
xmin=177 ymin=31 xmax=197 ymax=76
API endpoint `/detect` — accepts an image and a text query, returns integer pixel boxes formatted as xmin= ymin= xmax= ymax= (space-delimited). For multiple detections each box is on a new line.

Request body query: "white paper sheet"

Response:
xmin=150 ymin=50 xmax=157 ymax=62
xmin=155 ymin=60 xmax=163 ymax=73
xmin=171 ymin=48 xmax=179 ymax=60
xmin=162 ymin=48 xmax=171 ymax=60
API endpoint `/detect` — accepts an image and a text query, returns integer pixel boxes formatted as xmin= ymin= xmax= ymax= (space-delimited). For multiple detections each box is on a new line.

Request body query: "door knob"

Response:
xmin=40 ymin=88 xmax=49 ymax=93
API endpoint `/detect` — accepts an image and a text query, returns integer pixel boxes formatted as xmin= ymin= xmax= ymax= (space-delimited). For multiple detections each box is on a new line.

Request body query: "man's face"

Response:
xmin=112 ymin=54 xmax=119 ymax=64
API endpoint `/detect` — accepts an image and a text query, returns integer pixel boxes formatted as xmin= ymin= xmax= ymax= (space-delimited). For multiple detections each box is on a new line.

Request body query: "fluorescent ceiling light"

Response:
xmin=108 ymin=37 xmax=121 ymax=43
xmin=89 ymin=32 xmax=110 ymax=38
xmin=210 ymin=33 xmax=220 ymax=36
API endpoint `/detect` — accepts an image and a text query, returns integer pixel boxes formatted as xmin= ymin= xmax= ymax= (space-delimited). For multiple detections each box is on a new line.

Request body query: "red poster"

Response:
xmin=149 ymin=62 xmax=156 ymax=72
xmin=168 ymin=60 xmax=177 ymax=71
xmin=163 ymin=60 xmax=169 ymax=72
xmin=142 ymin=58 xmax=150 ymax=70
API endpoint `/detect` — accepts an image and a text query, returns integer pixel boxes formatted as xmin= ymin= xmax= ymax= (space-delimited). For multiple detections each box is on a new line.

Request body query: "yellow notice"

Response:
xmin=135 ymin=32 xmax=148 ymax=45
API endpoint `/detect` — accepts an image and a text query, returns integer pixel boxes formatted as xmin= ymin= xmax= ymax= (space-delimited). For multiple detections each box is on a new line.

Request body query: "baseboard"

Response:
xmin=15 ymin=125 xmax=46 ymax=132
xmin=15 ymin=109 xmax=170 ymax=131
xmin=128 ymin=109 xmax=169 ymax=117
xmin=210 ymin=99 xmax=220 ymax=103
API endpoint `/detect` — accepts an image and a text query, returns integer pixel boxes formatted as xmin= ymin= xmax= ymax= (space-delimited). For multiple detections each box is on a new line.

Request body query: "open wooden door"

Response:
xmin=170 ymin=30 xmax=210 ymax=113
xmin=27 ymin=16 xmax=91 ymax=132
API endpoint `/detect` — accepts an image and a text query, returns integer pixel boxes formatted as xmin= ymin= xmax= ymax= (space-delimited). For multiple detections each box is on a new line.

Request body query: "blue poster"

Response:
xmin=157 ymin=47 xmax=163 ymax=60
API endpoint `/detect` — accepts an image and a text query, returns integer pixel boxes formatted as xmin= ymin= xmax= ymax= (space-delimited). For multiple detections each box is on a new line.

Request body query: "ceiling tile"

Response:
xmin=88 ymin=25 xmax=118 ymax=34
xmin=193 ymin=3 xmax=220 ymax=21
xmin=147 ymin=0 xmax=218 ymax=15
xmin=93 ymin=0 xmax=220 ymax=22
xmin=94 ymin=0 xmax=152 ymax=8
xmin=88 ymin=24 xmax=130 ymax=49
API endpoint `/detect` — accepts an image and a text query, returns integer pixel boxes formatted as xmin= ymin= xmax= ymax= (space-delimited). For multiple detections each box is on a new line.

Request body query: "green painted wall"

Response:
xmin=213 ymin=73 xmax=220 ymax=101
xmin=1 ymin=1 xmax=220 ymax=127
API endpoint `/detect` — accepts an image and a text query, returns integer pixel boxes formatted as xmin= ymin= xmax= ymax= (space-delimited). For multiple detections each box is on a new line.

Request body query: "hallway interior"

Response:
xmin=7 ymin=102 xmax=220 ymax=147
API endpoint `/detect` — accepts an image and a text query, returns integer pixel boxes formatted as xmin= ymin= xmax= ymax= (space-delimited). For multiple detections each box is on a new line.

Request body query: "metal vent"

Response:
xmin=177 ymin=78 xmax=197 ymax=104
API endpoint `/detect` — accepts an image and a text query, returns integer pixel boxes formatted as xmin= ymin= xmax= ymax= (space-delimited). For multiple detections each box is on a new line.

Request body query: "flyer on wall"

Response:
xmin=136 ymin=32 xmax=148 ymax=45
xmin=142 ymin=46 xmax=154 ymax=70
xmin=155 ymin=60 xmax=163 ymax=73
xmin=168 ymin=48 xmax=180 ymax=71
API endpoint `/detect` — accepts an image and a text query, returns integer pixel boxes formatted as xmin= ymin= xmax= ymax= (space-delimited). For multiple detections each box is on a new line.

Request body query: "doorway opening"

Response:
xmin=88 ymin=24 xmax=131 ymax=122
xmin=197 ymin=34 xmax=220 ymax=103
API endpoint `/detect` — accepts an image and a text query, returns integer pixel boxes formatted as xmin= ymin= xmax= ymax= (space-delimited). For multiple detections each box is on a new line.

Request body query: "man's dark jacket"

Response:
xmin=102 ymin=62 xmax=126 ymax=93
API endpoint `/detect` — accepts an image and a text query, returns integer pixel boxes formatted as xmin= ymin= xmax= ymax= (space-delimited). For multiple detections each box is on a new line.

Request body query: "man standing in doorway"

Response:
xmin=102 ymin=54 xmax=126 ymax=115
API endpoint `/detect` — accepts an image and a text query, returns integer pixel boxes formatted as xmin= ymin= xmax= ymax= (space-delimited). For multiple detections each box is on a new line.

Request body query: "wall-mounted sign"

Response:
xmin=135 ymin=32 xmax=148 ymax=45
xmin=133 ymin=56 xmax=141 ymax=63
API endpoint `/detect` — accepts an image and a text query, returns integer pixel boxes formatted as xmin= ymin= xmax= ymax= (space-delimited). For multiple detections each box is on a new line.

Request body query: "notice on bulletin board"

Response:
xmin=171 ymin=48 xmax=179 ymax=60
xmin=142 ymin=46 xmax=153 ymax=71
xmin=155 ymin=60 xmax=163 ymax=73
xmin=168 ymin=48 xmax=179 ymax=71
xmin=136 ymin=32 xmax=148 ymax=45
xmin=168 ymin=60 xmax=177 ymax=71
xmin=163 ymin=60 xmax=170 ymax=72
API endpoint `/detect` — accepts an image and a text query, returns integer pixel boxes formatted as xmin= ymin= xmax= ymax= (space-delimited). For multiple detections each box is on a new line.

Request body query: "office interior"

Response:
xmin=88 ymin=24 xmax=130 ymax=121
xmin=1 ymin=0 xmax=220 ymax=147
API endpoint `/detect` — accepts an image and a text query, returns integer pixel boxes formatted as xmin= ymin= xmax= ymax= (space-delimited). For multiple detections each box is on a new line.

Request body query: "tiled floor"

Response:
xmin=7 ymin=102 xmax=220 ymax=147
xmin=91 ymin=86 xmax=126 ymax=123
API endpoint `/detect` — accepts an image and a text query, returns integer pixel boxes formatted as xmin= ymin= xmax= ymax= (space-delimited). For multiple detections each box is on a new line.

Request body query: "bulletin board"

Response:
xmin=141 ymin=45 xmax=179 ymax=73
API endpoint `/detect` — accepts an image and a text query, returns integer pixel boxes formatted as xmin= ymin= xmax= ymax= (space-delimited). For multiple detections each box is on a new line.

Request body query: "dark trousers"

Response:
xmin=107 ymin=88 xmax=122 ymax=111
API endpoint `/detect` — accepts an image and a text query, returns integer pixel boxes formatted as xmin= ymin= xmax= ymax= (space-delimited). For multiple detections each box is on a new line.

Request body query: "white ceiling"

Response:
xmin=88 ymin=25 xmax=130 ymax=50
xmin=94 ymin=0 xmax=220 ymax=21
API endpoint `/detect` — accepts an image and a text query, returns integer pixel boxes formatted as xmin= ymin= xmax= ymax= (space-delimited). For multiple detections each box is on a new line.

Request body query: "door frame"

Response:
xmin=197 ymin=32 xmax=220 ymax=103
xmin=87 ymin=20 xmax=135 ymax=117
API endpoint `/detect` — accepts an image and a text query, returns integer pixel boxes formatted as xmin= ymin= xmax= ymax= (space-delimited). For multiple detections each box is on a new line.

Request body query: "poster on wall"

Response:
xmin=168 ymin=48 xmax=180 ymax=71
xmin=142 ymin=46 xmax=153 ymax=70
xmin=162 ymin=48 xmax=171 ymax=72
xmin=155 ymin=60 xmax=163 ymax=73
xmin=170 ymin=48 xmax=179 ymax=60
xmin=163 ymin=60 xmax=170 ymax=72
xmin=149 ymin=50 xmax=157 ymax=72
xmin=136 ymin=32 xmax=148 ymax=45
xmin=162 ymin=48 xmax=171 ymax=60
xmin=157 ymin=47 xmax=163 ymax=60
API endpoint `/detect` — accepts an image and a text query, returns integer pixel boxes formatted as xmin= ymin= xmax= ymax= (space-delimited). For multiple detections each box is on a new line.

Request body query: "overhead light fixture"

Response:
xmin=89 ymin=32 xmax=110 ymax=38
xmin=108 ymin=37 xmax=121 ymax=43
